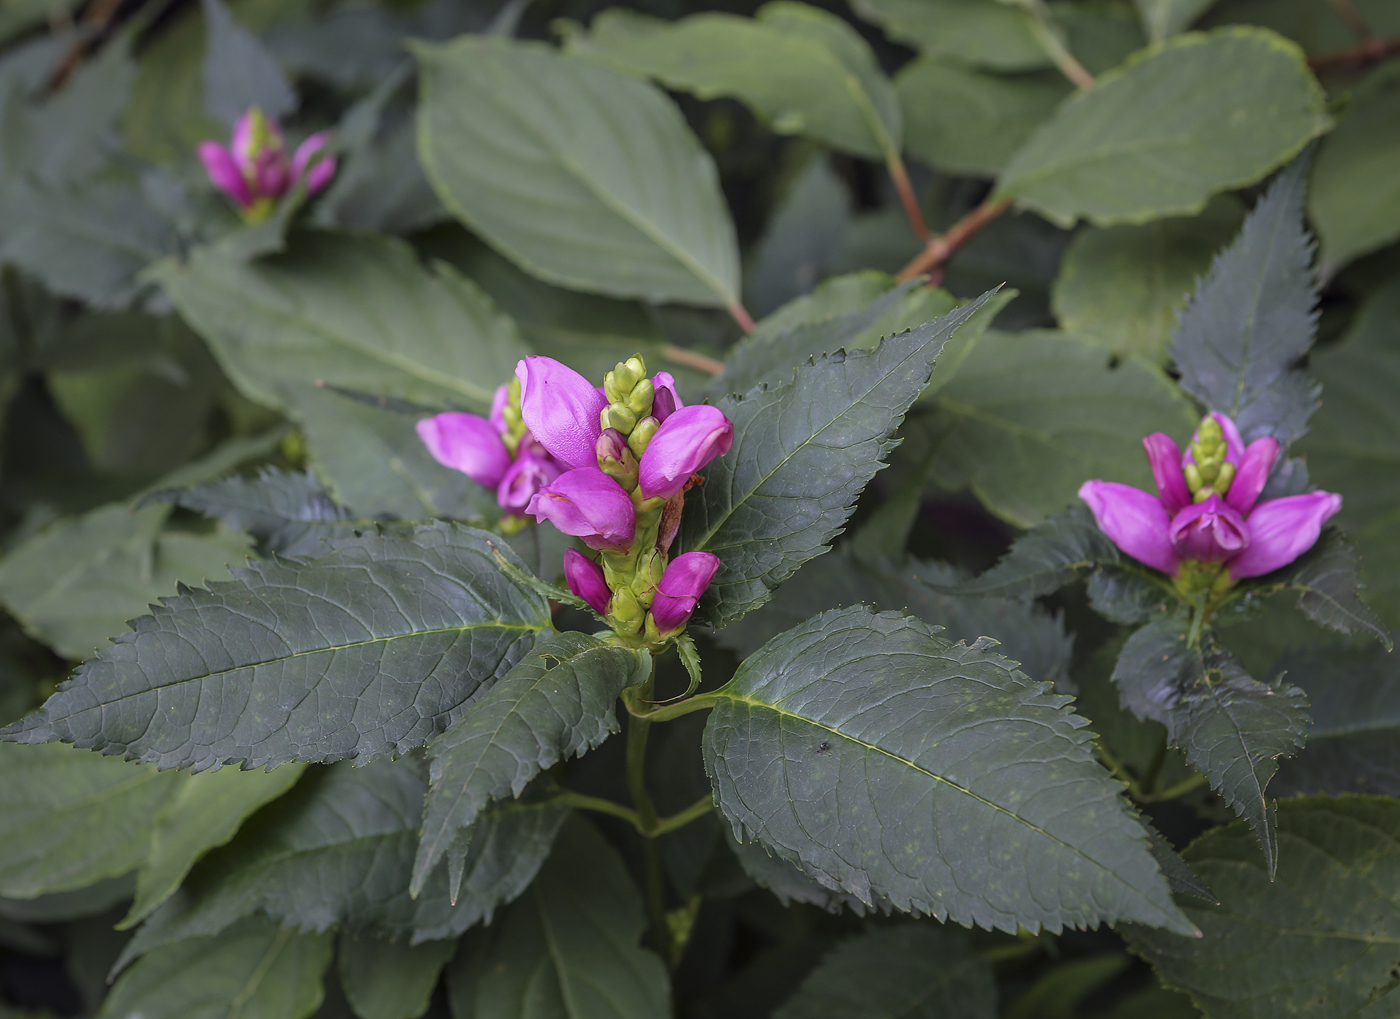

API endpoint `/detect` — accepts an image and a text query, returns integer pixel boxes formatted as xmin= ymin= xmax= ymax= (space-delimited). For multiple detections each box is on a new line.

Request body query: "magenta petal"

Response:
xmin=526 ymin=467 xmax=636 ymax=552
xmin=416 ymin=413 xmax=512 ymax=488
xmin=293 ymin=133 xmax=336 ymax=194
xmin=1079 ymin=481 xmax=1179 ymax=575
xmin=232 ymin=110 xmax=258 ymax=164
xmin=564 ymin=548 xmax=611 ymax=615
xmin=1229 ymin=491 xmax=1343 ymax=579
xmin=651 ymin=371 xmax=684 ymax=424
xmin=639 ymin=405 xmax=734 ymax=501
xmin=496 ymin=453 xmax=560 ymax=516
xmin=1225 ymin=437 xmax=1281 ymax=513
xmin=516 ymin=356 xmax=608 ymax=471
xmin=1168 ymin=494 xmax=1250 ymax=563
xmin=489 ymin=384 xmax=511 ymax=433
xmin=197 ymin=142 xmax=251 ymax=207
xmin=1143 ymin=433 xmax=1191 ymax=516
xmin=1211 ymin=411 xmax=1245 ymax=464
xmin=651 ymin=551 xmax=720 ymax=632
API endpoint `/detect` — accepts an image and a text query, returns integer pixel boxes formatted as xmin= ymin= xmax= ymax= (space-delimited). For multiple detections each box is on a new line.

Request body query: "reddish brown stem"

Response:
xmin=887 ymin=156 xmax=930 ymax=242
xmin=1309 ymin=34 xmax=1400 ymax=70
xmin=46 ymin=0 xmax=127 ymax=92
xmin=896 ymin=197 xmax=1012 ymax=283
xmin=726 ymin=300 xmax=756 ymax=335
xmin=660 ymin=342 xmax=724 ymax=377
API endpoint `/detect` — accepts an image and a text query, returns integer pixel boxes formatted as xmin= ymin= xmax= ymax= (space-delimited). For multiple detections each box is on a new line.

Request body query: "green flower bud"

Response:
xmin=1183 ymin=461 xmax=1203 ymax=493
xmin=602 ymin=404 xmax=638 ymax=434
xmin=610 ymin=587 xmax=645 ymax=628
xmin=1215 ymin=460 xmax=1236 ymax=495
xmin=625 ymin=355 xmax=647 ymax=379
xmin=626 ymin=378 xmax=655 ymax=417
xmin=628 ymin=416 xmax=660 ymax=458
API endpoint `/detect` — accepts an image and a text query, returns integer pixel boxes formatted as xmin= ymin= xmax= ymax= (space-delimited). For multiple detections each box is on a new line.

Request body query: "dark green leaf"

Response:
xmin=337 ymin=934 xmax=456 ymax=1019
xmin=414 ymin=632 xmax=650 ymax=895
xmin=1309 ymin=60 xmax=1400 ymax=273
xmin=1004 ymin=953 xmax=1130 ymax=1019
xmin=853 ymin=0 xmax=1047 ymax=71
xmin=704 ymin=606 xmax=1194 ymax=934
xmin=98 ymin=917 xmax=332 ymax=1019
xmin=1133 ymin=0 xmax=1217 ymax=44
xmin=0 ymin=743 xmax=182 ymax=898
xmin=446 ymin=815 xmax=670 ymax=1019
xmin=1085 ymin=567 xmax=1176 ymax=625
xmin=724 ymin=829 xmax=870 ymax=914
xmin=1051 ymin=197 xmax=1245 ymax=362
xmin=1171 ymin=158 xmax=1320 ymax=444
xmin=897 ymin=59 xmax=1070 ymax=178
xmin=1125 ymin=796 xmax=1400 ymax=1019
xmin=946 ymin=504 xmax=1125 ymax=598
xmin=1272 ymin=635 xmax=1400 ymax=798
xmin=0 ymin=502 xmax=253 ymax=660
xmin=123 ymin=764 xmax=308 ymax=928
xmin=199 ymin=0 xmax=295 ymax=126
xmin=743 ymin=158 xmax=851 ymax=318
xmin=1054 ymin=0 xmax=1147 ymax=74
xmin=681 ymin=291 xmax=999 ymax=629
xmin=922 ymin=330 xmax=1197 ymax=528
xmin=1112 ymin=621 xmax=1307 ymax=874
xmin=774 ymin=925 xmax=996 ymax=1019
xmin=1 ymin=523 xmax=551 ymax=770
xmin=567 ymin=3 xmax=901 ymax=162
xmin=414 ymin=37 xmax=740 ymax=308
xmin=997 ymin=28 xmax=1330 ymax=227
xmin=1257 ymin=529 xmax=1390 ymax=646
xmin=150 ymin=468 xmax=363 ymax=560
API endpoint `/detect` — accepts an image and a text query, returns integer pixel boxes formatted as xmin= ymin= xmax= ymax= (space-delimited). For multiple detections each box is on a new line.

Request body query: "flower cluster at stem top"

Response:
xmin=418 ymin=354 xmax=734 ymax=646
xmin=198 ymin=107 xmax=336 ymax=223
xmin=1079 ymin=411 xmax=1341 ymax=602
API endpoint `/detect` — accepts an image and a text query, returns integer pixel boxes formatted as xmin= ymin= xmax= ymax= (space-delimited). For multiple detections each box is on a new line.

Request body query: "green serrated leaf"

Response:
xmin=1133 ymin=0 xmax=1217 ymax=44
xmin=0 ymin=502 xmax=253 ymax=661
xmin=947 ymin=504 xmax=1125 ymax=599
xmin=1171 ymin=158 xmax=1321 ymax=444
xmin=897 ymin=58 xmax=1070 ymax=178
xmin=123 ymin=763 xmax=308 ymax=928
xmin=922 ymin=330 xmax=1197 ymax=528
xmin=446 ymin=815 xmax=669 ymax=1019
xmin=1258 ymin=529 xmax=1390 ymax=646
xmin=1125 ymin=796 xmax=1400 ymax=1019
xmin=1 ymin=522 xmax=551 ymax=770
xmin=853 ymin=0 xmax=1047 ymax=71
xmin=1271 ymin=635 xmax=1400 ymax=798
xmin=1309 ymin=60 xmax=1400 ymax=273
xmin=568 ymin=2 xmax=901 ymax=162
xmin=704 ymin=606 xmax=1194 ymax=934
xmin=1113 ymin=621 xmax=1308 ymax=873
xmin=0 ymin=743 xmax=182 ymax=898
xmin=1051 ymin=196 xmax=1244 ymax=362
xmin=153 ymin=230 xmax=528 ymax=417
xmin=415 ymin=36 xmax=739 ymax=308
xmin=200 ymin=0 xmax=295 ymax=126
xmin=724 ymin=827 xmax=871 ymax=914
xmin=681 ymin=291 xmax=998 ymax=629
xmin=337 ymin=934 xmax=456 ymax=1019
xmin=775 ymin=925 xmax=996 ymax=1019
xmin=997 ymin=28 xmax=1330 ymax=227
xmin=413 ymin=632 xmax=650 ymax=895
xmin=99 ymin=917 xmax=332 ymax=1019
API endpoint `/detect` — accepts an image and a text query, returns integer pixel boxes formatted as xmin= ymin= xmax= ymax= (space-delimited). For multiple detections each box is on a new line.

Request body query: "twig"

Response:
xmin=45 ymin=0 xmax=127 ymax=92
xmin=896 ymin=196 xmax=1012 ymax=282
xmin=886 ymin=154 xmax=930 ymax=242
xmin=1326 ymin=0 xmax=1379 ymax=42
xmin=1025 ymin=0 xmax=1095 ymax=90
xmin=1309 ymin=34 xmax=1400 ymax=70
xmin=660 ymin=342 xmax=724 ymax=377
xmin=726 ymin=300 xmax=756 ymax=334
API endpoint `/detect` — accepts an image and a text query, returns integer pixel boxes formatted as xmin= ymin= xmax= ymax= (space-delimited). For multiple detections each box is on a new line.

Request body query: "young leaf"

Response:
xmin=567 ymin=2 xmax=902 ymax=163
xmin=123 ymin=764 xmax=308 ymax=928
xmin=149 ymin=468 xmax=363 ymax=560
xmin=680 ymin=290 xmax=999 ymax=629
xmin=118 ymin=758 xmax=565 ymax=968
xmin=997 ymin=28 xmax=1330 ymax=227
xmin=852 ymin=0 xmax=1046 ymax=72
xmin=337 ymin=934 xmax=456 ymax=1019
xmin=1112 ymin=621 xmax=1308 ymax=874
xmin=199 ymin=0 xmax=296 ymax=126
xmin=0 ymin=523 xmax=552 ymax=771
xmin=153 ymin=230 xmax=528 ymax=417
xmin=0 ymin=502 xmax=252 ymax=661
xmin=446 ymin=815 xmax=670 ymax=1019
xmin=98 ymin=917 xmax=331 ymax=1019
xmin=1171 ymin=158 xmax=1321 ymax=444
xmin=413 ymin=632 xmax=650 ymax=896
xmin=774 ymin=925 xmax=996 ymax=1019
xmin=703 ymin=606 xmax=1195 ymax=934
xmin=414 ymin=36 xmax=740 ymax=308
xmin=1272 ymin=635 xmax=1400 ymax=797
xmin=1125 ymin=797 xmax=1400 ymax=1019
xmin=0 ymin=743 xmax=182 ymax=898
xmin=1261 ymin=529 xmax=1390 ymax=646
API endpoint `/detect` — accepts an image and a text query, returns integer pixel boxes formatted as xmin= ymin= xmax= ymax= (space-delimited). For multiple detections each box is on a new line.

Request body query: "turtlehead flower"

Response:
xmin=638 ymin=405 xmax=734 ymax=501
xmin=650 ymin=552 xmax=721 ymax=634
xmin=1079 ymin=412 xmax=1341 ymax=583
xmin=198 ymin=107 xmax=336 ymax=222
xmin=526 ymin=467 xmax=636 ymax=552
xmin=564 ymin=548 xmax=611 ymax=615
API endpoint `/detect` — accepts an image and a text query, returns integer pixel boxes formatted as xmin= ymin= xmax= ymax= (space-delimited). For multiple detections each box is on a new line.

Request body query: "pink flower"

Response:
xmin=1079 ymin=412 xmax=1341 ymax=581
xmin=416 ymin=413 xmax=512 ymax=489
xmin=199 ymin=107 xmax=336 ymax=219
xmin=563 ymin=549 xmax=611 ymax=615
xmin=637 ymin=405 xmax=734 ymax=501
xmin=650 ymin=551 xmax=721 ymax=633
xmin=496 ymin=453 xmax=561 ymax=517
xmin=516 ymin=356 xmax=608 ymax=471
xmin=651 ymin=371 xmax=683 ymax=423
xmin=526 ymin=468 xmax=636 ymax=552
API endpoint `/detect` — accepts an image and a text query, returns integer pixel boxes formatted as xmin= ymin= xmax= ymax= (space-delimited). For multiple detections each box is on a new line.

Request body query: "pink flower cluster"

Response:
xmin=198 ymin=107 xmax=336 ymax=220
xmin=1079 ymin=412 xmax=1341 ymax=582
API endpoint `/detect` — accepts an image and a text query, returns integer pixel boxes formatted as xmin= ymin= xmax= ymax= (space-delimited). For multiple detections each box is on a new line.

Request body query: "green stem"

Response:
xmin=650 ymin=795 xmax=715 ymax=837
xmin=548 ymin=791 xmax=643 ymax=829
xmin=1153 ymin=773 xmax=1208 ymax=801
xmin=1024 ymin=1 xmax=1095 ymax=89
xmin=625 ymin=688 xmax=722 ymax=722
xmin=1096 ymin=742 xmax=1145 ymax=800
xmin=626 ymin=668 xmax=674 ymax=961
xmin=1139 ymin=730 xmax=1169 ymax=796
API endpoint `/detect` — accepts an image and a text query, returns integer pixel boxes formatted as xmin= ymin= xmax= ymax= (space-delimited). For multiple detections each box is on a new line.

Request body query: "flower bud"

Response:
xmin=597 ymin=428 xmax=639 ymax=489
xmin=601 ymin=404 xmax=638 ymax=435
xmin=564 ymin=548 xmax=611 ymax=616
xmin=626 ymin=378 xmax=655 ymax=417
xmin=604 ymin=361 xmax=639 ymax=403
xmin=638 ymin=405 xmax=735 ymax=501
xmin=649 ymin=551 xmax=721 ymax=635
xmin=610 ymin=586 xmax=645 ymax=634
xmin=651 ymin=371 xmax=683 ymax=423
xmin=625 ymin=355 xmax=647 ymax=379
xmin=628 ymin=417 xmax=660 ymax=458
xmin=525 ymin=467 xmax=636 ymax=552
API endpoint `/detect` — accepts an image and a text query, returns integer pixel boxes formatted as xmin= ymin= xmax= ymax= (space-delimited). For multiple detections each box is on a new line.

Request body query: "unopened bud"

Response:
xmin=611 ymin=587 xmax=645 ymax=627
xmin=1183 ymin=462 xmax=1203 ymax=493
xmin=602 ymin=404 xmax=638 ymax=434
xmin=1216 ymin=461 xmax=1236 ymax=494
xmin=625 ymin=355 xmax=647 ymax=379
xmin=628 ymin=416 xmax=660 ymax=458
xmin=597 ymin=428 xmax=639 ymax=488
xmin=627 ymin=378 xmax=655 ymax=417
